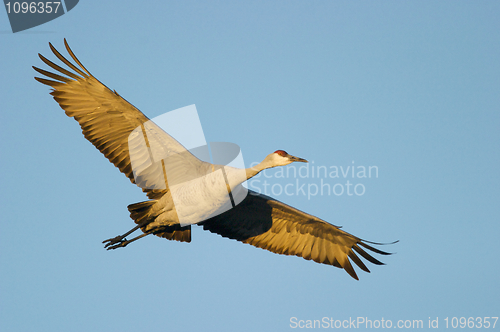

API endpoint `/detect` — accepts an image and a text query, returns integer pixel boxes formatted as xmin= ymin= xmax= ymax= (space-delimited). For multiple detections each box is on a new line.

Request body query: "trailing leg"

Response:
xmin=104 ymin=232 xmax=151 ymax=250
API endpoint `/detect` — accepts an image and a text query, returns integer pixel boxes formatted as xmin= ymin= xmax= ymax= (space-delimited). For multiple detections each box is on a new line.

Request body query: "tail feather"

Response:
xmin=127 ymin=200 xmax=156 ymax=225
xmin=154 ymin=228 xmax=192 ymax=242
xmin=127 ymin=201 xmax=191 ymax=243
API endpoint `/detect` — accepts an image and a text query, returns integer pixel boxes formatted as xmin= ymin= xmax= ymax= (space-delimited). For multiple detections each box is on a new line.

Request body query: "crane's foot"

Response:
xmin=103 ymin=235 xmax=129 ymax=250
xmin=102 ymin=232 xmax=150 ymax=250
xmin=102 ymin=224 xmax=144 ymax=250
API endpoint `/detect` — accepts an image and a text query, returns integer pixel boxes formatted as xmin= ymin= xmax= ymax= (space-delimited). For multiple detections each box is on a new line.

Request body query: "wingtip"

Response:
xmin=346 ymin=267 xmax=359 ymax=280
xmin=358 ymin=238 xmax=399 ymax=256
xmin=362 ymin=239 xmax=399 ymax=246
xmin=32 ymin=65 xmax=40 ymax=81
xmin=64 ymin=38 xmax=70 ymax=49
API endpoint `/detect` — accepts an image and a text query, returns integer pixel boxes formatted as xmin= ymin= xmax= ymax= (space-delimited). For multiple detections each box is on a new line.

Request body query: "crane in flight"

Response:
xmin=34 ymin=40 xmax=394 ymax=280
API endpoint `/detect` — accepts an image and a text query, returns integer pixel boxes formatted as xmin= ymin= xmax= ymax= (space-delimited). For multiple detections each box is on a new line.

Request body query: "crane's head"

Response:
xmin=268 ymin=150 xmax=308 ymax=167
xmin=248 ymin=150 xmax=308 ymax=178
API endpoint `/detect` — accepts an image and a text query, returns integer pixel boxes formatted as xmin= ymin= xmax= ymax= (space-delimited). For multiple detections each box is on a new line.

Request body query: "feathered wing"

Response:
xmin=33 ymin=39 xmax=205 ymax=241
xmin=201 ymin=189 xmax=392 ymax=280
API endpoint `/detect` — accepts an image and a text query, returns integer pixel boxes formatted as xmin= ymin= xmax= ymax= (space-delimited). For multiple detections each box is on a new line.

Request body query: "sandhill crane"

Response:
xmin=34 ymin=39 xmax=394 ymax=280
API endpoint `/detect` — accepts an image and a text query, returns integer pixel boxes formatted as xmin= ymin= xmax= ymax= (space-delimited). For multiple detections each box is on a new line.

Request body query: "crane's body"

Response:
xmin=127 ymin=153 xmax=306 ymax=230
xmin=34 ymin=40 xmax=395 ymax=280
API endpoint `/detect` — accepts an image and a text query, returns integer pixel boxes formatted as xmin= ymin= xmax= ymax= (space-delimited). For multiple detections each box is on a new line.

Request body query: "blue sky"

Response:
xmin=1 ymin=1 xmax=499 ymax=331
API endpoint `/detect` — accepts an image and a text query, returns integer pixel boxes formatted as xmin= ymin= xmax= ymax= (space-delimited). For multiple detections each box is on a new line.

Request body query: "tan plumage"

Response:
xmin=34 ymin=40 xmax=394 ymax=280
xmin=34 ymin=40 xmax=193 ymax=242
xmin=201 ymin=190 xmax=391 ymax=279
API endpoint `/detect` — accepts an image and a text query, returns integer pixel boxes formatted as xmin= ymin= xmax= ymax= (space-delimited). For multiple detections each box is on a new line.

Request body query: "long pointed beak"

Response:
xmin=289 ymin=155 xmax=308 ymax=163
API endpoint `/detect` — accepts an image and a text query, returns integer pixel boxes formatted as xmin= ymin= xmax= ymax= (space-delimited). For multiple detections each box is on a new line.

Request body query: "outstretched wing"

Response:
xmin=201 ymin=189 xmax=393 ymax=280
xmin=33 ymin=39 xmax=206 ymax=199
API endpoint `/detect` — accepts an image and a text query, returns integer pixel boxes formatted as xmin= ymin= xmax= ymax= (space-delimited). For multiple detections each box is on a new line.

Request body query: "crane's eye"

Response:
xmin=274 ymin=150 xmax=287 ymax=157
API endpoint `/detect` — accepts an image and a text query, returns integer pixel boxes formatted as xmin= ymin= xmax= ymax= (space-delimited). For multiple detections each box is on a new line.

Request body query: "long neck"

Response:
xmin=245 ymin=158 xmax=276 ymax=180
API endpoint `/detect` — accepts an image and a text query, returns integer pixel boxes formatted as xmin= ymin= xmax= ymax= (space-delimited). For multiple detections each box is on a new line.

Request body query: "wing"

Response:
xmin=33 ymin=39 xmax=207 ymax=199
xmin=201 ymin=189 xmax=393 ymax=280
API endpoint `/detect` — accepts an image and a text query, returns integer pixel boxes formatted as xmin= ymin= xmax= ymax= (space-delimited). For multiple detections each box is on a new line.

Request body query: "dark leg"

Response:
xmin=102 ymin=221 xmax=150 ymax=249
xmin=104 ymin=232 xmax=151 ymax=250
